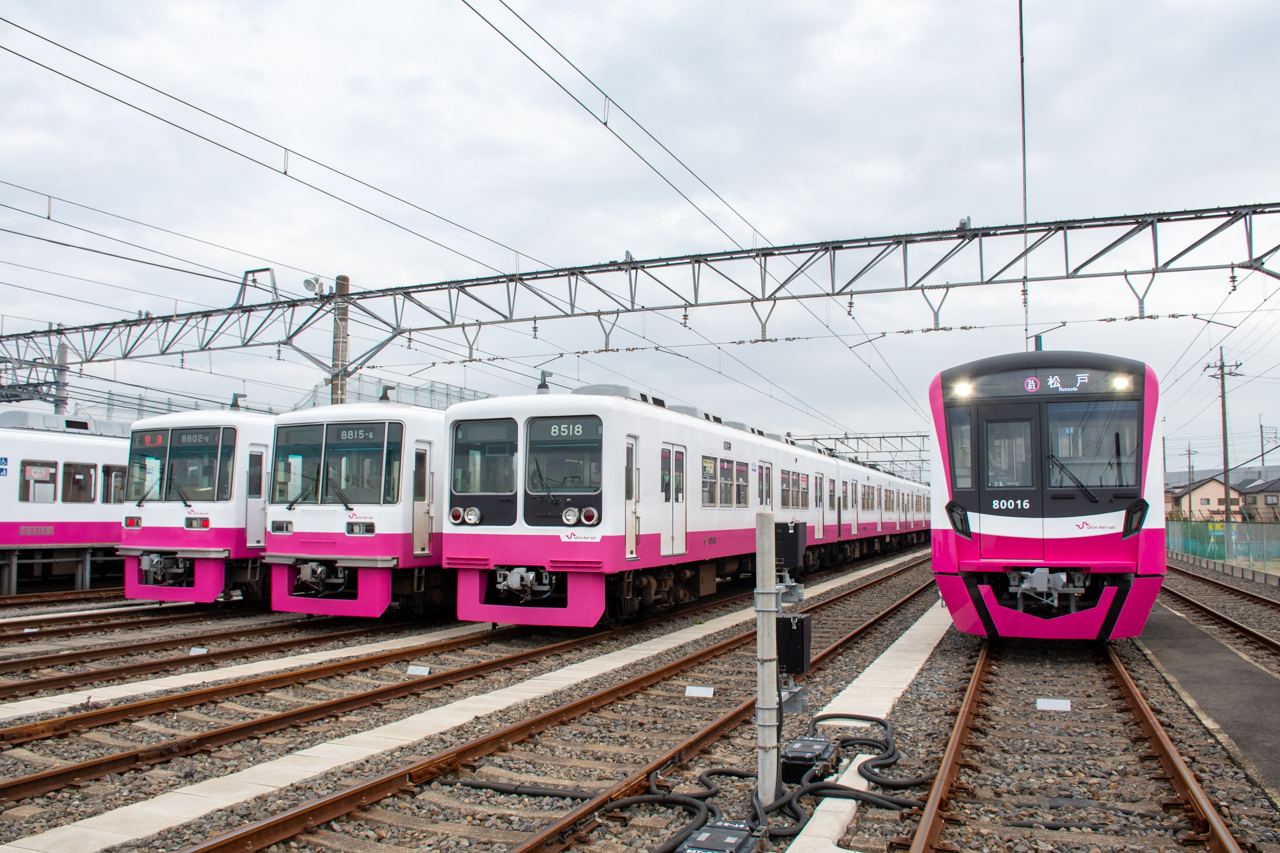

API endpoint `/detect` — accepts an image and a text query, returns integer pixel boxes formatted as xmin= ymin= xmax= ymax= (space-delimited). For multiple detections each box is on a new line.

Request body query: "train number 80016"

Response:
xmin=992 ymin=499 xmax=1030 ymax=510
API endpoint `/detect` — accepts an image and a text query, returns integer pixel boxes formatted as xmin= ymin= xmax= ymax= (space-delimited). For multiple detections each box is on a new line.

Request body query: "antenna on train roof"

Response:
xmin=379 ymin=385 xmax=393 ymax=402
xmin=537 ymin=371 xmax=552 ymax=394
xmin=230 ymin=393 xmax=246 ymax=410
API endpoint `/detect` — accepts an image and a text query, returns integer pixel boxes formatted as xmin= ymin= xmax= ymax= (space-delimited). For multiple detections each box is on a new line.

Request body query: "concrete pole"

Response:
xmin=1219 ymin=347 xmax=1233 ymax=559
xmin=331 ymin=275 xmax=350 ymax=405
xmin=53 ymin=341 xmax=68 ymax=414
xmin=755 ymin=510 xmax=780 ymax=807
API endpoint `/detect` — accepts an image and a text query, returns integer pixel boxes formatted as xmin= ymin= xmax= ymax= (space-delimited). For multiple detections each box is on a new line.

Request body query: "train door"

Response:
xmin=977 ymin=404 xmax=1043 ymax=558
xmin=625 ymin=436 xmax=639 ymax=559
xmin=758 ymin=462 xmax=772 ymax=509
xmin=246 ymin=444 xmax=267 ymax=548
xmin=814 ymin=474 xmax=824 ymax=539
xmin=659 ymin=444 xmax=687 ymax=556
xmin=412 ymin=442 xmax=432 ymax=556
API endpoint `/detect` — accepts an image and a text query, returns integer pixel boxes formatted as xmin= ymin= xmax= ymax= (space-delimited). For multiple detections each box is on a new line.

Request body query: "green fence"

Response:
xmin=1166 ymin=520 xmax=1280 ymax=572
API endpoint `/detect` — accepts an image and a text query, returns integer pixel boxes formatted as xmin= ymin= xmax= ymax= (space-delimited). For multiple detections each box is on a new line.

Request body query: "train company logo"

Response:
xmin=347 ymin=512 xmax=373 ymax=520
xmin=559 ymin=530 xmax=603 ymax=542
xmin=1023 ymin=377 xmax=1040 ymax=392
xmin=1075 ymin=520 xmax=1118 ymax=532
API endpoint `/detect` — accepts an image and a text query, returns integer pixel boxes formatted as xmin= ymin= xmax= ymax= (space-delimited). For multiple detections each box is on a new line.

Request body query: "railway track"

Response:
xmin=1162 ymin=563 xmax=1280 ymax=670
xmin=0 ymin=603 xmax=256 ymax=645
xmin=0 ymin=587 xmax=124 ymax=609
xmin=0 ymin=550 xmax=931 ymax=851
xmin=891 ymin=639 xmax=1243 ymax=853
xmin=159 ymin=561 xmax=936 ymax=852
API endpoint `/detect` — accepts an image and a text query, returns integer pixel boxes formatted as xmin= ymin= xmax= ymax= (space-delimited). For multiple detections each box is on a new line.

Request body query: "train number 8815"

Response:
xmin=992 ymin=499 xmax=1030 ymax=510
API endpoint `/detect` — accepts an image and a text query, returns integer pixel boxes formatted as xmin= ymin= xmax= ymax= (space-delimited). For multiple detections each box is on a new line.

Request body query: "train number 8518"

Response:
xmin=992 ymin=499 xmax=1030 ymax=510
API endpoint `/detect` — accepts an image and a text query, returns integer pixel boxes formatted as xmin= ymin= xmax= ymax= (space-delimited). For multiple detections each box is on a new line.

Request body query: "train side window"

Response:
xmin=701 ymin=456 xmax=716 ymax=506
xmin=62 ymin=463 xmax=95 ymax=503
xmin=947 ymin=408 xmax=973 ymax=489
xmin=674 ymin=451 xmax=684 ymax=503
xmin=20 ymin=460 xmax=57 ymax=503
xmin=216 ymin=427 xmax=237 ymax=501
xmin=876 ymin=486 xmax=881 ymax=509
xmin=719 ymin=459 xmax=734 ymax=507
xmin=383 ymin=422 xmax=403 ymax=504
xmin=248 ymin=452 xmax=264 ymax=500
xmin=828 ymin=479 xmax=836 ymax=510
xmin=800 ymin=474 xmax=809 ymax=510
xmin=780 ymin=470 xmax=791 ymax=509
xmin=413 ymin=450 xmax=427 ymax=502
xmin=103 ymin=465 xmax=127 ymax=504
xmin=735 ymin=461 xmax=748 ymax=507
xmin=661 ymin=448 xmax=671 ymax=503
xmin=842 ymin=481 xmax=848 ymax=510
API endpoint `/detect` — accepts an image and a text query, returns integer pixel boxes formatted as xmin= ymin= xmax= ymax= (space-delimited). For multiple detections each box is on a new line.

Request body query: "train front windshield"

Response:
xmin=452 ymin=419 xmax=517 ymax=494
xmin=1046 ymin=401 xmax=1139 ymax=488
xmin=526 ymin=416 xmax=602 ymax=495
xmin=126 ymin=427 xmax=237 ymax=503
xmin=271 ymin=421 xmax=403 ymax=505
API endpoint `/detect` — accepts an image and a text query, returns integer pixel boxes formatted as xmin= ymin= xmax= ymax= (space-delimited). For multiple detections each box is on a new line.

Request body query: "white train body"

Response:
xmin=0 ymin=411 xmax=131 ymax=594
xmin=120 ymin=410 xmax=275 ymax=603
xmin=444 ymin=387 xmax=929 ymax=627
xmin=264 ymin=402 xmax=448 ymax=617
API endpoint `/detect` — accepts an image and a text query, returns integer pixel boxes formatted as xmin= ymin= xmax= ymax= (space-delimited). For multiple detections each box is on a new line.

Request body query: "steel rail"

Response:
xmin=177 ymin=565 xmax=935 ymax=853
xmin=1105 ymin=644 xmax=1244 ymax=853
xmin=904 ymin=640 xmax=991 ymax=853
xmin=1160 ymin=586 xmax=1280 ymax=655
xmin=1167 ymin=564 xmax=1280 ymax=611
xmin=0 ymin=620 xmax=399 ymax=700
xmin=0 ymin=587 xmax=123 ymax=607
xmin=0 ymin=606 xmax=236 ymax=642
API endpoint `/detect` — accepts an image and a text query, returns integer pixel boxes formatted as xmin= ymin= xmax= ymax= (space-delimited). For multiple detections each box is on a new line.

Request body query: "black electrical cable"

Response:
xmin=601 ymin=794 xmax=713 ymax=853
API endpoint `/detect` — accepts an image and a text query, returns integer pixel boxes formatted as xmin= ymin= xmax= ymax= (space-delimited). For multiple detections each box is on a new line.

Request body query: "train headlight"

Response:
xmin=561 ymin=507 xmax=580 ymax=525
xmin=1113 ymin=375 xmax=1131 ymax=390
xmin=449 ymin=507 xmax=464 ymax=525
xmin=464 ymin=507 xmax=482 ymax=525
xmin=580 ymin=507 xmax=599 ymax=525
xmin=945 ymin=501 xmax=971 ymax=539
xmin=1123 ymin=499 xmax=1148 ymax=538
xmin=955 ymin=382 xmax=972 ymax=397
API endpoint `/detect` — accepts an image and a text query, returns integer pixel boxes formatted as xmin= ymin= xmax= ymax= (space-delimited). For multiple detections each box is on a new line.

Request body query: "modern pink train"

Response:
xmin=443 ymin=386 xmax=929 ymax=628
xmin=0 ymin=411 xmax=130 ymax=595
xmin=264 ymin=402 xmax=449 ymax=617
xmin=121 ymin=410 xmax=274 ymax=603
xmin=930 ymin=351 xmax=1165 ymax=639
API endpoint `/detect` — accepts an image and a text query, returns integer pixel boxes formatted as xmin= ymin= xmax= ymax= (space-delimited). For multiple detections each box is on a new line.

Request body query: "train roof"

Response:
xmin=939 ymin=350 xmax=1147 ymax=383
xmin=273 ymin=401 xmax=445 ymax=425
xmin=0 ymin=409 xmax=131 ymax=438
xmin=130 ymin=409 xmax=276 ymax=430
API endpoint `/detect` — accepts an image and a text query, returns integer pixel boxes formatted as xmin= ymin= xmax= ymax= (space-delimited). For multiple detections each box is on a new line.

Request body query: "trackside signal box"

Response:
xmin=775 ymin=522 xmax=806 ymax=569
xmin=777 ymin=612 xmax=811 ymax=674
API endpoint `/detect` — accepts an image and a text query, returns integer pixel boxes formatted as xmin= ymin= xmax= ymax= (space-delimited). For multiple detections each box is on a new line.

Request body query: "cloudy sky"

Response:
xmin=1 ymin=0 xmax=1278 ymax=478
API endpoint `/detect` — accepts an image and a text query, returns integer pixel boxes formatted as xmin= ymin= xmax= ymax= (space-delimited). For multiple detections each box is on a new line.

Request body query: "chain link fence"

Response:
xmin=1166 ymin=520 xmax=1280 ymax=574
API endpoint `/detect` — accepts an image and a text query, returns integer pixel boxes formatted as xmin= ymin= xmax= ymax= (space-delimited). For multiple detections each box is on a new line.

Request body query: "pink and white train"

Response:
xmin=121 ymin=410 xmax=274 ymax=603
xmin=263 ymin=402 xmax=449 ymax=617
xmin=443 ymin=386 xmax=929 ymax=628
xmin=930 ymin=351 xmax=1165 ymax=640
xmin=0 ymin=411 xmax=130 ymax=595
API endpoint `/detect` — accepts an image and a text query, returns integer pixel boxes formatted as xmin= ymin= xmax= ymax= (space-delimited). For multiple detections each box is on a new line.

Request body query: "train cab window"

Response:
xmin=1046 ymin=401 xmax=1139 ymax=489
xmin=735 ymin=461 xmax=748 ymax=507
xmin=414 ymin=451 xmax=428 ymax=502
xmin=62 ymin=464 xmax=95 ymax=503
xmin=215 ymin=427 xmax=236 ymax=501
xmin=127 ymin=429 xmax=168 ymax=503
xmin=247 ymin=453 xmax=263 ymax=500
xmin=19 ymin=460 xmax=57 ymax=503
xmin=719 ymin=459 xmax=734 ymax=506
xmin=526 ymin=417 xmax=601 ymax=496
xmin=626 ymin=444 xmax=636 ymax=501
xmin=103 ymin=465 xmax=127 ymax=504
xmin=323 ymin=422 xmax=387 ymax=505
xmin=168 ymin=427 xmax=221 ymax=502
xmin=800 ymin=474 xmax=809 ymax=510
xmin=780 ymin=470 xmax=791 ymax=509
xmin=702 ymin=456 xmax=717 ymax=505
xmin=453 ymin=419 xmax=517 ymax=494
xmin=985 ymin=420 xmax=1033 ymax=488
xmin=272 ymin=424 xmax=324 ymax=504
xmin=947 ymin=408 xmax=973 ymax=489
xmin=383 ymin=423 xmax=403 ymax=503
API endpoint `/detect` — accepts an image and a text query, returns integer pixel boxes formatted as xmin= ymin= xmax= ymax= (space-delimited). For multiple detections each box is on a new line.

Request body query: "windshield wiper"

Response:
xmin=532 ymin=457 xmax=559 ymax=505
xmin=287 ymin=465 xmax=320 ymax=510
xmin=168 ymin=464 xmax=192 ymax=508
xmin=326 ymin=475 xmax=354 ymax=511
xmin=135 ymin=481 xmax=158 ymax=508
xmin=1048 ymin=454 xmax=1100 ymax=503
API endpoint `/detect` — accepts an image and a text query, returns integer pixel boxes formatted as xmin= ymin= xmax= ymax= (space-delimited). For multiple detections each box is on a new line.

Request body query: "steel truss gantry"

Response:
xmin=1 ymin=202 xmax=1278 ymax=374
xmin=793 ymin=432 xmax=931 ymax=482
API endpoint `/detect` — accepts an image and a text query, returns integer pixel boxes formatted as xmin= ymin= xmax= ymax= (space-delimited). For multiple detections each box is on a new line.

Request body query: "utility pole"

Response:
xmin=1184 ymin=444 xmax=1197 ymax=518
xmin=1205 ymin=348 xmax=1242 ymax=550
xmin=331 ymin=274 xmax=350 ymax=405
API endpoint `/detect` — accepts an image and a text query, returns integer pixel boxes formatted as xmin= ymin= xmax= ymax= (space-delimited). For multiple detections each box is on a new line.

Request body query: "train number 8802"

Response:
xmin=992 ymin=499 xmax=1030 ymax=510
